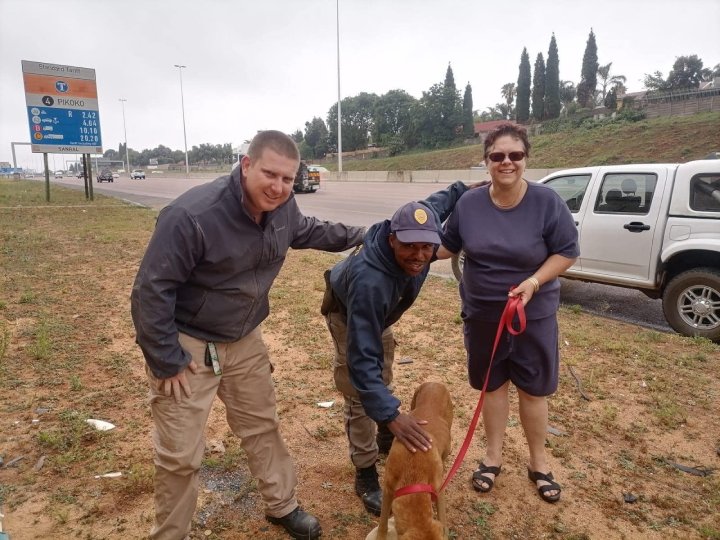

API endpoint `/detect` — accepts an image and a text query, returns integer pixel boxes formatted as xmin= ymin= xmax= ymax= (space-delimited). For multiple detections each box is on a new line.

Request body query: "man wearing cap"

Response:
xmin=320 ymin=182 xmax=471 ymax=515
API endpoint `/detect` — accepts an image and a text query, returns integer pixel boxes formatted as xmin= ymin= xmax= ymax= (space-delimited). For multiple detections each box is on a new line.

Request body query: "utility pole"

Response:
xmin=119 ymin=98 xmax=130 ymax=174
xmin=174 ymin=64 xmax=190 ymax=175
xmin=336 ymin=0 xmax=342 ymax=173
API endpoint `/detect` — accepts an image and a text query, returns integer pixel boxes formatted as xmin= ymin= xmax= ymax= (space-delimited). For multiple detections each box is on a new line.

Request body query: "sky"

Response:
xmin=1 ymin=0 xmax=719 ymax=170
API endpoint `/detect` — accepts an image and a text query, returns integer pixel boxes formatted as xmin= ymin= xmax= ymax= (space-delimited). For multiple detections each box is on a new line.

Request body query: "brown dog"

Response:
xmin=376 ymin=381 xmax=453 ymax=540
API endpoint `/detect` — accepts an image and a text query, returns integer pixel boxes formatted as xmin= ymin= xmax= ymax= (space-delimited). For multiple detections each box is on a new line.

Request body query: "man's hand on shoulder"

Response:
xmin=387 ymin=412 xmax=432 ymax=453
xmin=468 ymin=180 xmax=490 ymax=189
xmin=161 ymin=360 xmax=198 ymax=403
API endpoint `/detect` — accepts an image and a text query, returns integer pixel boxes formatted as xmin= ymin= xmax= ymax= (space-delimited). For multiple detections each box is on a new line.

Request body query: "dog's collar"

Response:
xmin=394 ymin=483 xmax=438 ymax=502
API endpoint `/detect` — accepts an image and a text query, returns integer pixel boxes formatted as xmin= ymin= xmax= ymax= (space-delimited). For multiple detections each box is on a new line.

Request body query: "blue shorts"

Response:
xmin=464 ymin=315 xmax=559 ymax=396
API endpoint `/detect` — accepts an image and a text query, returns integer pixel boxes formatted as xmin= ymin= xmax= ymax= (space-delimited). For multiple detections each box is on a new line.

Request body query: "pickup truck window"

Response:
xmin=543 ymin=174 xmax=591 ymax=212
xmin=595 ymin=173 xmax=657 ymax=214
xmin=690 ymin=175 xmax=720 ymax=212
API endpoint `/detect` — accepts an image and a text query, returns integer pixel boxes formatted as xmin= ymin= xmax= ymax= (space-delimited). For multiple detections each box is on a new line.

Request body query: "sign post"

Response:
xmin=22 ymin=60 xmax=103 ymax=200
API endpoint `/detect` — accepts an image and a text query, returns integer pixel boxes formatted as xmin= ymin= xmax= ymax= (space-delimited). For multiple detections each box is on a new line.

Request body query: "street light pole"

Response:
xmin=174 ymin=64 xmax=190 ymax=176
xmin=119 ymin=98 xmax=130 ymax=174
xmin=336 ymin=0 xmax=342 ymax=173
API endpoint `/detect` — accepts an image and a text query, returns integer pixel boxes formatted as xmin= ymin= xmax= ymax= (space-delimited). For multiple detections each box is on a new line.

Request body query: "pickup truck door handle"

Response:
xmin=623 ymin=221 xmax=651 ymax=232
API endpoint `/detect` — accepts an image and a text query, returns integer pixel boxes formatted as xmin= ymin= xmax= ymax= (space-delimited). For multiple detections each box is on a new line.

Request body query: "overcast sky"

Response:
xmin=1 ymin=0 xmax=718 ymax=170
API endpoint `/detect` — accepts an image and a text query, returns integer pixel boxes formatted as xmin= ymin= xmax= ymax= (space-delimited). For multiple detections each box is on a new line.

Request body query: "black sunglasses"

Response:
xmin=487 ymin=151 xmax=526 ymax=162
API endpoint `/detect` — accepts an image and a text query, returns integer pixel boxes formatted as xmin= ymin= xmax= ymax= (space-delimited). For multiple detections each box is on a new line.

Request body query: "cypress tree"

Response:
xmin=544 ymin=34 xmax=561 ymax=119
xmin=577 ymin=29 xmax=599 ymax=108
xmin=462 ymin=83 xmax=474 ymax=138
xmin=441 ymin=63 xmax=461 ymax=143
xmin=515 ymin=48 xmax=531 ymax=123
xmin=532 ymin=53 xmax=546 ymax=121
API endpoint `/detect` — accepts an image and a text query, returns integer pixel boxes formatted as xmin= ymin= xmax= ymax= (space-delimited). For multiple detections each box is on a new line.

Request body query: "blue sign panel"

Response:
xmin=27 ymin=106 xmax=102 ymax=150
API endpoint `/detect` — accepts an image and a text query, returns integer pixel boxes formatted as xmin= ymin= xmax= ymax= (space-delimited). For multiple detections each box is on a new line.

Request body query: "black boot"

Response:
xmin=266 ymin=506 xmax=322 ymax=539
xmin=376 ymin=423 xmax=395 ymax=455
xmin=355 ymin=464 xmax=382 ymax=516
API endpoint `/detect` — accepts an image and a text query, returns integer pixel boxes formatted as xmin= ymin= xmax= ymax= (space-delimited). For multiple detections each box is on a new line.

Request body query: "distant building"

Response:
xmin=474 ymin=120 xmax=517 ymax=140
xmin=699 ymin=77 xmax=720 ymax=90
xmin=233 ymin=141 xmax=251 ymax=163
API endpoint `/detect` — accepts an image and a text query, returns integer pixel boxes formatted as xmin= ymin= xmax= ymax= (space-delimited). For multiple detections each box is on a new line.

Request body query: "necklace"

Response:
xmin=490 ymin=181 xmax=526 ymax=208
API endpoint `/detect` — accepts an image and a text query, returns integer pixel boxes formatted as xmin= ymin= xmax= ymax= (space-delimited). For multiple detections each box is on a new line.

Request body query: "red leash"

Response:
xmin=393 ymin=293 xmax=526 ymax=501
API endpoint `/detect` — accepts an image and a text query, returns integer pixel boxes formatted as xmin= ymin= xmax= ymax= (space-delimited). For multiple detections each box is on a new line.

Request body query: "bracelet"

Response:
xmin=526 ymin=276 xmax=540 ymax=292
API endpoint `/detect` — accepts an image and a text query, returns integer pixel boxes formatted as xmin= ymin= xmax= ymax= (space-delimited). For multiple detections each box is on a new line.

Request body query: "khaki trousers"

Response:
xmin=146 ymin=327 xmax=298 ymax=540
xmin=325 ymin=311 xmax=395 ymax=468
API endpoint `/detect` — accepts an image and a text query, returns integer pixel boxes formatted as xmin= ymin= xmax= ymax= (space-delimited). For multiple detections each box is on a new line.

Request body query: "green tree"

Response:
xmin=409 ymin=82 xmax=445 ymax=147
xmin=544 ymin=34 xmax=561 ymax=119
xmin=188 ymin=143 xmax=233 ymax=166
xmin=515 ymin=48 xmax=531 ymax=123
xmin=666 ymin=54 xmax=712 ymax=89
xmin=577 ymin=29 xmax=599 ymax=108
xmin=372 ymin=89 xmax=417 ymax=147
xmin=559 ymin=80 xmax=577 ymax=116
xmin=531 ymin=52 xmax=546 ymax=121
xmin=501 ymin=82 xmax=516 ymax=107
xmin=643 ymin=55 xmax=712 ymax=92
xmin=440 ymin=64 xmax=462 ymax=143
xmin=304 ymin=117 xmax=329 ymax=159
xmin=298 ymin=140 xmax=312 ymax=160
xmin=290 ymin=130 xmax=303 ymax=143
xmin=596 ymin=62 xmax=626 ymax=104
xmin=604 ymin=87 xmax=618 ymax=110
xmin=327 ymin=93 xmax=378 ymax=152
xmin=643 ymin=70 xmax=670 ymax=91
xmin=462 ymin=83 xmax=475 ymax=137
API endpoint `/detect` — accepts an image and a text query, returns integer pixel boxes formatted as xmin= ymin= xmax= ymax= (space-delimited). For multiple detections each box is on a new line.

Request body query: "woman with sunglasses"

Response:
xmin=438 ymin=123 xmax=579 ymax=503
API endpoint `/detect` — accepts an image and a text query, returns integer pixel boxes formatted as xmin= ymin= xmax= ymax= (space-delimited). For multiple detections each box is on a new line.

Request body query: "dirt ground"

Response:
xmin=0 ymin=192 xmax=719 ymax=540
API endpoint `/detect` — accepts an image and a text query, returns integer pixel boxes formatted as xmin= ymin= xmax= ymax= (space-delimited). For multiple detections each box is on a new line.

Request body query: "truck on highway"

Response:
xmin=293 ymin=162 xmax=320 ymax=193
xmin=453 ymin=159 xmax=720 ymax=341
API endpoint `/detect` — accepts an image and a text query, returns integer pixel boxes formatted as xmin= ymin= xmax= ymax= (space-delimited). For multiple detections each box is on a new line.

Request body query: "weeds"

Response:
xmin=69 ymin=375 xmax=83 ymax=391
xmin=0 ymin=318 xmax=8 ymax=363
xmin=27 ymin=318 xmax=52 ymax=360
xmin=652 ymin=398 xmax=687 ymax=428
xmin=698 ymin=525 xmax=720 ymax=539
xmin=121 ymin=463 xmax=155 ymax=497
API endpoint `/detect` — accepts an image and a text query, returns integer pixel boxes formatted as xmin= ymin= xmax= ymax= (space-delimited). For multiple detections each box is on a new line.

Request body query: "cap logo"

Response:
xmin=413 ymin=208 xmax=428 ymax=225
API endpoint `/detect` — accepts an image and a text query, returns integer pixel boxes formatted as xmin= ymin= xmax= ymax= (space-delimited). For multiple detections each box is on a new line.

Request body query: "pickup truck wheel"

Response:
xmin=663 ymin=268 xmax=720 ymax=342
xmin=451 ymin=251 xmax=465 ymax=281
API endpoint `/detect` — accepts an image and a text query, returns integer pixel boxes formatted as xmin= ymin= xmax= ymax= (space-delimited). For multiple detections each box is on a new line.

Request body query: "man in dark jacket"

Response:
xmin=321 ymin=182 xmax=469 ymax=515
xmin=131 ymin=130 xmax=364 ymax=540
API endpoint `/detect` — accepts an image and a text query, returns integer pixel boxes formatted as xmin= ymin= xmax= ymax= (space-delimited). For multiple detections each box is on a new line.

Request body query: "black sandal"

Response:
xmin=472 ymin=462 xmax=501 ymax=493
xmin=527 ymin=468 xmax=561 ymax=503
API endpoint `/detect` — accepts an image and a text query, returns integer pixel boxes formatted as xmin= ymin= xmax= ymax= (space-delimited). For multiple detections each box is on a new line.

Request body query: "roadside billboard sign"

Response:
xmin=22 ymin=60 xmax=103 ymax=154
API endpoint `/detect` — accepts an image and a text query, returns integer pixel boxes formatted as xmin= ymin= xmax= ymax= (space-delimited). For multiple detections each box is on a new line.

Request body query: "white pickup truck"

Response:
xmin=453 ymin=159 xmax=720 ymax=341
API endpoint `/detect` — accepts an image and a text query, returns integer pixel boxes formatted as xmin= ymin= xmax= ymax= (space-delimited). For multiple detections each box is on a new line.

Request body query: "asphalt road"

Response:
xmin=49 ymin=173 xmax=672 ymax=334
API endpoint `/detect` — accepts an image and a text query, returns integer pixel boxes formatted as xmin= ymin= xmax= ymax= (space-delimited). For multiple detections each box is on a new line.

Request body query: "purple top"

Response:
xmin=443 ymin=182 xmax=579 ymax=321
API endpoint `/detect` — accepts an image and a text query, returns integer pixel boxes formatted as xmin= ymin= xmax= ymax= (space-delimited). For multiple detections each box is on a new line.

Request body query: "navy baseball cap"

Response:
xmin=390 ymin=202 xmax=441 ymax=244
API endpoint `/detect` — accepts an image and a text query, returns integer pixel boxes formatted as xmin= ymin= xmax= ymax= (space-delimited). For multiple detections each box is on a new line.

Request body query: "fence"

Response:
xmin=628 ymin=86 xmax=720 ymax=119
